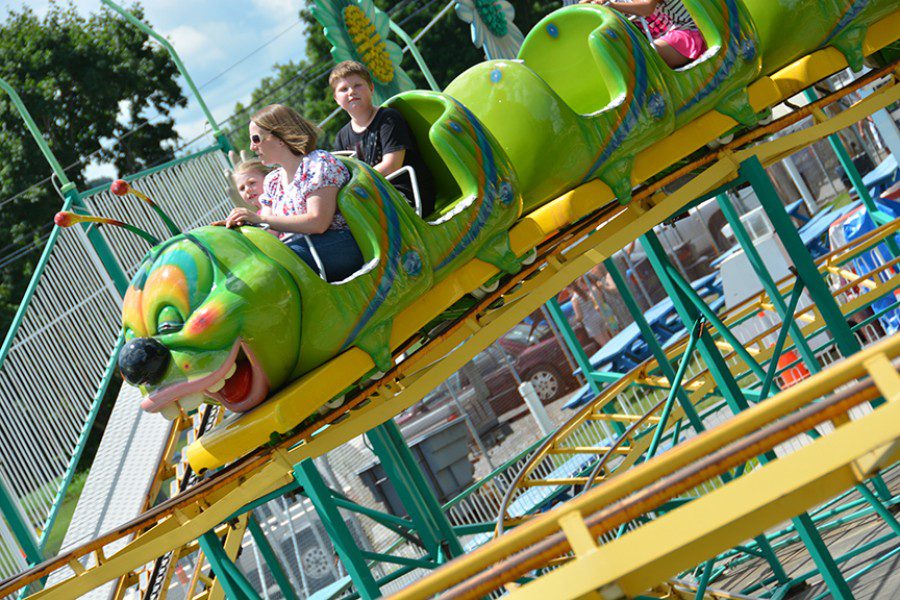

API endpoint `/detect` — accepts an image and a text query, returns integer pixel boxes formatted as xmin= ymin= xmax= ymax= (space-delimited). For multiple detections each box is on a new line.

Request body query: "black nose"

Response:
xmin=118 ymin=338 xmax=171 ymax=386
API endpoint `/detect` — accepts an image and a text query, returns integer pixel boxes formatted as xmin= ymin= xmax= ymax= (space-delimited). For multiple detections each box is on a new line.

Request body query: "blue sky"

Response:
xmin=0 ymin=0 xmax=309 ymax=179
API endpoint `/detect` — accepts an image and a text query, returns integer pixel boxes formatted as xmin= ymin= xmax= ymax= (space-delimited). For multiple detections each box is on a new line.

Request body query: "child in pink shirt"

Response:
xmin=581 ymin=0 xmax=707 ymax=68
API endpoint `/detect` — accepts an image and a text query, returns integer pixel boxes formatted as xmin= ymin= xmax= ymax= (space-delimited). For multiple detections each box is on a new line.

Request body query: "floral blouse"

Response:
xmin=258 ymin=150 xmax=351 ymax=238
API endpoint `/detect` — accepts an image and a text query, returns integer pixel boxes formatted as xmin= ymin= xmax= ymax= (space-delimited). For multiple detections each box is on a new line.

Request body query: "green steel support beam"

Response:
xmin=544 ymin=297 xmax=603 ymax=397
xmin=611 ymin=250 xmax=788 ymax=584
xmin=758 ymin=283 xmax=807 ymax=400
xmin=247 ymin=515 xmax=299 ymax=600
xmin=387 ymin=21 xmax=439 ymax=92
xmin=367 ymin=421 xmax=463 ymax=558
xmin=331 ymin=495 xmax=416 ymax=532
xmin=792 ymin=513 xmax=854 ymax=599
xmin=655 ymin=259 xmax=773 ymax=396
xmin=741 ymin=156 xmax=862 ymax=359
xmin=694 ymin=558 xmax=715 ymax=600
xmin=293 ymin=458 xmax=382 ymax=599
xmin=642 ymin=229 xmax=851 ymax=598
xmin=646 ymin=317 xmax=703 ymax=459
xmin=854 ymin=483 xmax=900 ymax=537
xmin=225 ymin=482 xmax=303 ymax=522
xmin=198 ymin=530 xmax=262 ymax=600
xmin=802 ymin=89 xmax=889 ymax=225
xmin=99 ymin=0 xmax=232 ymax=153
xmin=604 ymin=259 xmax=706 ymax=432
xmin=545 ymin=297 xmax=626 ymax=436
xmin=0 ymin=476 xmax=41 ymax=565
xmin=360 ymin=551 xmax=436 ymax=569
xmin=716 ymin=193 xmax=819 ymax=373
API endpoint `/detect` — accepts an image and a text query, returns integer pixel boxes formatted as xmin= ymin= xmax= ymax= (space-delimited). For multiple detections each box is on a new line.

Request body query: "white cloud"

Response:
xmin=163 ymin=24 xmax=226 ymax=67
xmin=251 ymin=0 xmax=299 ymax=24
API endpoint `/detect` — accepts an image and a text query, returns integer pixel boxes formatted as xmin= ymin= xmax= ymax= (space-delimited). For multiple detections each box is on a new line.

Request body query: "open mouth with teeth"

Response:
xmin=141 ymin=339 xmax=270 ymax=418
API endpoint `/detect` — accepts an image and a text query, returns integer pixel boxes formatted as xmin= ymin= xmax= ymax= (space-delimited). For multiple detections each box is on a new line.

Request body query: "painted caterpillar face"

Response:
xmin=118 ymin=227 xmax=302 ymax=418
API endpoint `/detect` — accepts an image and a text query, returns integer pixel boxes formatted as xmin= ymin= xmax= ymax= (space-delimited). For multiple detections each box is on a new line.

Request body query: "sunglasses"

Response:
xmin=250 ymin=133 xmax=266 ymax=145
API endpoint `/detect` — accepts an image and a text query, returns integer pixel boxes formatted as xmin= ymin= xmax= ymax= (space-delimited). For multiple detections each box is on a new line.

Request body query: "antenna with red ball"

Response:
xmin=54 ymin=211 xmax=160 ymax=245
xmin=110 ymin=179 xmax=181 ymax=236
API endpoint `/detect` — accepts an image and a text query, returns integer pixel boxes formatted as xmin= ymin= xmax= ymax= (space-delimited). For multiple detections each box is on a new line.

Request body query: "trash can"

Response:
xmin=356 ymin=418 xmax=473 ymax=516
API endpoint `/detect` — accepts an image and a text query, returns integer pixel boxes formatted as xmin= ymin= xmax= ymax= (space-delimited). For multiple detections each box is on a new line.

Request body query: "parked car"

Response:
xmin=398 ymin=307 xmax=600 ymax=426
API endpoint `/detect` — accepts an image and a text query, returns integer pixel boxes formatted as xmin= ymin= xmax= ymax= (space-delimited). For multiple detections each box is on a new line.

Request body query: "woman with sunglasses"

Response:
xmin=225 ymin=104 xmax=364 ymax=281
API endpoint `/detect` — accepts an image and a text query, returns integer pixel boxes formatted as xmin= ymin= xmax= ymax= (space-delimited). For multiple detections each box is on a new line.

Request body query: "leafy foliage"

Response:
xmin=0 ymin=2 xmax=186 ymax=336
xmin=227 ymin=0 xmax=558 ymax=150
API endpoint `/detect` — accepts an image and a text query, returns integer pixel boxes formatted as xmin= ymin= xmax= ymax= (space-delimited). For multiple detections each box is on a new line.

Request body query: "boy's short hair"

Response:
xmin=329 ymin=61 xmax=373 ymax=90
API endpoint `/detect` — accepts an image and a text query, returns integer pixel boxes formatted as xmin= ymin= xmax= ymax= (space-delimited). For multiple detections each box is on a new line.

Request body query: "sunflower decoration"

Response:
xmin=312 ymin=0 xmax=415 ymax=104
xmin=455 ymin=0 xmax=524 ymax=60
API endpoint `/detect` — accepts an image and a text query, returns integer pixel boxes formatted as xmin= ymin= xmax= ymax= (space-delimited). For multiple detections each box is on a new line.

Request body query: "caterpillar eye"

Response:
xmin=158 ymin=322 xmax=183 ymax=334
xmin=157 ymin=305 xmax=184 ymax=335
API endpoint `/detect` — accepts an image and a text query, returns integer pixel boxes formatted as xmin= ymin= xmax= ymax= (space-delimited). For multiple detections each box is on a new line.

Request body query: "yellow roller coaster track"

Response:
xmin=0 ymin=23 xmax=897 ymax=598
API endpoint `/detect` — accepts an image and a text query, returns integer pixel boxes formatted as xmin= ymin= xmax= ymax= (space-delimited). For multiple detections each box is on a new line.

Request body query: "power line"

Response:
xmin=0 ymin=232 xmax=51 ymax=271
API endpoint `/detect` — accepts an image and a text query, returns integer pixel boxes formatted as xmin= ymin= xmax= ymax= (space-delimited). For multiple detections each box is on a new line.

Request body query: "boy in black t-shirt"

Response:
xmin=330 ymin=60 xmax=436 ymax=217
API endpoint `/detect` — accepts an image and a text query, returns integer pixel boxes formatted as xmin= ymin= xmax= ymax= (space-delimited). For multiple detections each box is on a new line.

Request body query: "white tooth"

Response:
xmin=181 ymin=393 xmax=206 ymax=412
xmin=206 ymin=379 xmax=226 ymax=393
xmin=225 ymin=363 xmax=237 ymax=379
xmin=160 ymin=404 xmax=180 ymax=420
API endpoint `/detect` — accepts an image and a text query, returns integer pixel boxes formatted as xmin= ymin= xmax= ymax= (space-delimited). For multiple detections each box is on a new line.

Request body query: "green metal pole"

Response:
xmin=0 ymin=476 xmax=41 ymax=565
xmin=642 ymin=230 xmax=846 ymax=596
xmin=656 ymin=256 xmax=774 ymax=397
xmin=801 ymin=89 xmax=884 ymax=221
xmin=544 ymin=297 xmax=626 ymax=436
xmin=792 ymin=513 xmax=854 ymax=599
xmin=388 ymin=21 xmax=440 ymax=92
xmin=38 ymin=334 xmax=125 ymax=551
xmin=367 ymin=421 xmax=463 ymax=558
xmin=544 ymin=298 xmax=603 ymax=397
xmin=604 ymin=259 xmax=706 ymax=432
xmin=198 ymin=530 xmax=262 ymax=600
xmin=0 ymin=78 xmax=74 ymax=193
xmin=99 ymin=0 xmax=232 ymax=153
xmin=741 ymin=156 xmax=861 ymax=359
xmin=246 ymin=515 xmax=299 ymax=600
xmin=716 ymin=193 xmax=819 ymax=373
xmin=293 ymin=459 xmax=381 ymax=599
xmin=758 ymin=283 xmax=806 ymax=400
xmin=646 ymin=318 xmax=703 ymax=459
xmin=694 ymin=558 xmax=715 ymax=599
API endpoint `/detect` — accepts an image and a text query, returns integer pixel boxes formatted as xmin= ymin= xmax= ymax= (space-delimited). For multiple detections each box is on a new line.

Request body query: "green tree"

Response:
xmin=0 ymin=2 xmax=187 ymax=336
xmin=228 ymin=0 xmax=557 ymax=150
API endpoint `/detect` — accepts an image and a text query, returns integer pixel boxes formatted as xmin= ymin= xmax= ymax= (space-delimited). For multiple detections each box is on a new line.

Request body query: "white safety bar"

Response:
xmin=302 ymin=234 xmax=329 ymax=281
xmin=386 ymin=165 xmax=423 ymax=216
